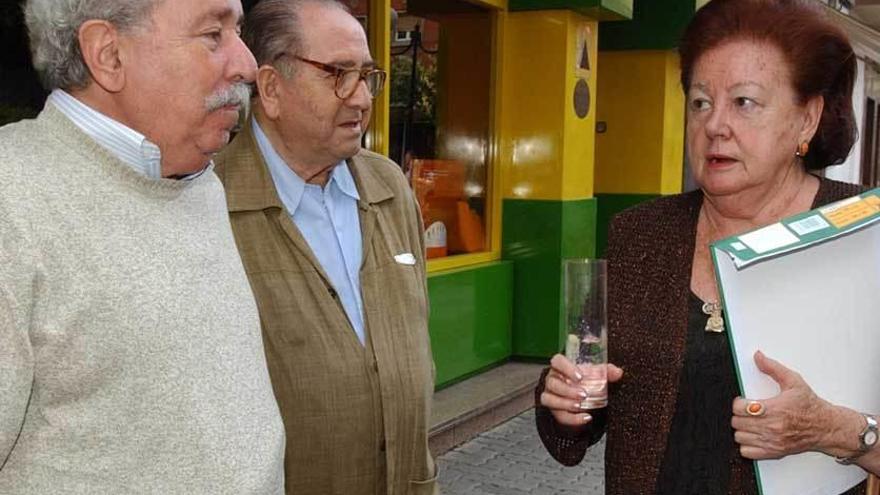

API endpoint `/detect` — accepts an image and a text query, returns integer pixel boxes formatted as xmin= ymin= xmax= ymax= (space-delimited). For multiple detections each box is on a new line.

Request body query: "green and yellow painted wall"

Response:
xmin=594 ymin=0 xmax=704 ymax=253
xmin=429 ymin=0 xmax=634 ymax=380
xmin=363 ymin=0 xmax=706 ymax=386
xmin=499 ymin=7 xmax=601 ymax=360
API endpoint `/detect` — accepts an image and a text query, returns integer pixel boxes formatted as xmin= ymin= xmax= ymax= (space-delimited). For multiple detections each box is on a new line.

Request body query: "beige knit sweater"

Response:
xmin=0 ymin=105 xmax=285 ymax=494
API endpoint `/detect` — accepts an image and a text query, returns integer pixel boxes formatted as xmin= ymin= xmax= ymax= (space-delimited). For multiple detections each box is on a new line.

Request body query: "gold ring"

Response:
xmin=746 ymin=400 xmax=765 ymax=417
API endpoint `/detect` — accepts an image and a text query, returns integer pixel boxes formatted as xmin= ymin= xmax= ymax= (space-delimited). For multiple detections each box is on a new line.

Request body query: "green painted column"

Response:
xmin=502 ymin=199 xmax=597 ymax=359
xmin=509 ymin=0 xmax=633 ymax=20
xmin=598 ymin=0 xmax=696 ymax=51
xmin=498 ymin=9 xmax=605 ymax=360
xmin=427 ymin=262 xmax=514 ymax=388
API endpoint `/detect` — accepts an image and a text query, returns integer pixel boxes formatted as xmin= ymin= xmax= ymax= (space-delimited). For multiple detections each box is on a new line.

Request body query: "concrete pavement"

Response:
xmin=437 ymin=409 xmax=605 ymax=495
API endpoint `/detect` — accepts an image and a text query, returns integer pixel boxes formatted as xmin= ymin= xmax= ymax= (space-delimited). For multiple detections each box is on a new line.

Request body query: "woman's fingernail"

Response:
xmin=582 ymin=414 xmax=592 ymax=423
xmin=564 ymin=378 xmax=572 ymax=386
xmin=578 ymin=390 xmax=588 ymax=399
xmin=575 ymin=372 xmax=583 ymax=381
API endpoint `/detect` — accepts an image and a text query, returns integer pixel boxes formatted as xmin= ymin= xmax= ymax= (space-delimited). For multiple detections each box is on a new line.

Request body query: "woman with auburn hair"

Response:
xmin=536 ymin=0 xmax=879 ymax=493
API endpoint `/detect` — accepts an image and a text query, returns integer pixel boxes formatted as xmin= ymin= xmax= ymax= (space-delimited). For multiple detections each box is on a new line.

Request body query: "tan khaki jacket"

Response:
xmin=215 ymin=123 xmax=437 ymax=495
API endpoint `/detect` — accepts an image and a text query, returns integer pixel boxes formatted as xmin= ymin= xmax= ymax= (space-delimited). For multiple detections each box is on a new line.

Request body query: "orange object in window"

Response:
xmin=425 ymin=221 xmax=448 ymax=259
xmin=412 ymin=159 xmax=484 ymax=257
xmin=413 ymin=159 xmax=458 ymax=258
xmin=411 ymin=159 xmax=466 ymax=200
xmin=456 ymin=201 xmax=484 ymax=253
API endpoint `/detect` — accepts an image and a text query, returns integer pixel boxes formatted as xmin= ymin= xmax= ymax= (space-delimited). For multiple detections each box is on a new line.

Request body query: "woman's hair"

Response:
xmin=679 ymin=0 xmax=857 ymax=170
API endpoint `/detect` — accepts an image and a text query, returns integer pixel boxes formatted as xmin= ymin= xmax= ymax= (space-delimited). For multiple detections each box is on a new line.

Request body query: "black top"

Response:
xmin=656 ymin=293 xmax=745 ymax=494
xmin=656 ymin=293 xmax=862 ymax=495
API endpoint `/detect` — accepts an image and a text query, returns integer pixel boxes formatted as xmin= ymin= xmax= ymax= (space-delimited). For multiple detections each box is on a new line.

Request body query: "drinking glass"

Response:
xmin=563 ymin=258 xmax=608 ymax=409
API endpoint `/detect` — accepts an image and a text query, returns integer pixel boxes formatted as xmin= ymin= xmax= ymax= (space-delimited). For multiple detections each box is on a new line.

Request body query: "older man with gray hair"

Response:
xmin=215 ymin=1 xmax=436 ymax=494
xmin=0 ymin=0 xmax=285 ymax=493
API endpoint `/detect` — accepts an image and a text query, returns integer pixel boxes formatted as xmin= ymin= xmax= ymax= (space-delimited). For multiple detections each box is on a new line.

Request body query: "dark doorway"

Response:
xmin=861 ymin=97 xmax=880 ymax=188
xmin=1 ymin=0 xmax=276 ymax=127
xmin=1 ymin=1 xmax=46 ymax=125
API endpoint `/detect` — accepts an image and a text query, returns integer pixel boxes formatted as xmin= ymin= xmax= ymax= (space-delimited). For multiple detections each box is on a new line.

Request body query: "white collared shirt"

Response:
xmin=49 ymin=90 xmax=207 ymax=180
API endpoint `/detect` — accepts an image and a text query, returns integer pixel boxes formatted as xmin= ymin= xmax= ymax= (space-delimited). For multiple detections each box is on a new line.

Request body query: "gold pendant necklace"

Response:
xmin=702 ymin=301 xmax=725 ymax=333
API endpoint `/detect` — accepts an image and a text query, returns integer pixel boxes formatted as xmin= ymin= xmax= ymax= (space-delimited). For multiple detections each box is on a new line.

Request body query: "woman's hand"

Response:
xmin=540 ymin=354 xmax=624 ymax=428
xmin=731 ymin=351 xmax=836 ymax=460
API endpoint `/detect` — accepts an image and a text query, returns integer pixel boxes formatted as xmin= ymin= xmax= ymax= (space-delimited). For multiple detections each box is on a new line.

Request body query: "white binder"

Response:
xmin=712 ymin=189 xmax=880 ymax=495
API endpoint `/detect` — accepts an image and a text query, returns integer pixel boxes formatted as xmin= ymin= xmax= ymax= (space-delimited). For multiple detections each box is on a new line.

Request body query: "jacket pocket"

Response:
xmin=408 ymin=474 xmax=439 ymax=495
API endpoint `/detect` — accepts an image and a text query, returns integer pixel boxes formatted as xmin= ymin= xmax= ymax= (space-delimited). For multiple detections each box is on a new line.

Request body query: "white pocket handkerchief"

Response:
xmin=394 ymin=253 xmax=416 ymax=266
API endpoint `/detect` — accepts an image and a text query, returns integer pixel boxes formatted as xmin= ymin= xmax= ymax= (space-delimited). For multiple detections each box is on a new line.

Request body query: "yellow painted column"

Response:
xmin=594 ymin=50 xmax=684 ymax=196
xmin=500 ymin=10 xmax=598 ymax=201
xmin=366 ymin=0 xmax=391 ymax=156
xmin=591 ymin=48 xmax=686 ymax=257
xmin=499 ymin=10 xmax=601 ymax=358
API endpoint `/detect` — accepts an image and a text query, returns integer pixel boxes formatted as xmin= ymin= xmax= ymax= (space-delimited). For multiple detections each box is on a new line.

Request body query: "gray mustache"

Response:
xmin=205 ymin=82 xmax=252 ymax=113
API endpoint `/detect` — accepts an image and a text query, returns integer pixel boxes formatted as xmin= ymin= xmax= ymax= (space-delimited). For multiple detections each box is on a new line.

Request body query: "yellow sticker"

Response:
xmin=823 ymin=198 xmax=880 ymax=228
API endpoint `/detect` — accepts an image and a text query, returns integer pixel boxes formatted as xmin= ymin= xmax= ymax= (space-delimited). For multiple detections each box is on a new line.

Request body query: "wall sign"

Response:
xmin=574 ymin=78 xmax=590 ymax=119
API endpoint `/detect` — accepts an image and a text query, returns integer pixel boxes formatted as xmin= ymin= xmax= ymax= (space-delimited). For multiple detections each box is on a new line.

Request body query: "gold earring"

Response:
xmin=795 ymin=141 xmax=809 ymax=158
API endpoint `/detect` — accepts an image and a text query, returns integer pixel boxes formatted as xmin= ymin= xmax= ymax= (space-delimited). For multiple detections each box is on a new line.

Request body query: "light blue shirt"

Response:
xmin=49 ymin=89 xmax=207 ymax=180
xmin=253 ymin=118 xmax=367 ymax=345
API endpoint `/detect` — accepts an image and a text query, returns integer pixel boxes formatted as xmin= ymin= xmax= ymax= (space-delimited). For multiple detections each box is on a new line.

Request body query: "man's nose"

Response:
xmin=345 ymin=78 xmax=373 ymax=111
xmin=227 ymin=34 xmax=258 ymax=83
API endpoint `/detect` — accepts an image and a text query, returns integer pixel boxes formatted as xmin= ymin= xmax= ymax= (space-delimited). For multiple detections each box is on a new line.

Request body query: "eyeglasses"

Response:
xmin=274 ymin=52 xmax=386 ymax=100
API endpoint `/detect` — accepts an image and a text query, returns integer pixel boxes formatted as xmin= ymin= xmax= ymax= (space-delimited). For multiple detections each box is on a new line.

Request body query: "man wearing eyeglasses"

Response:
xmin=214 ymin=1 xmax=436 ymax=494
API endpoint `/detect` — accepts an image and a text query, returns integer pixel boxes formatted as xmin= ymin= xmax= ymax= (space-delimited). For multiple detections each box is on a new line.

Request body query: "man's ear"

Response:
xmin=78 ymin=20 xmax=125 ymax=93
xmin=256 ymin=65 xmax=285 ymax=120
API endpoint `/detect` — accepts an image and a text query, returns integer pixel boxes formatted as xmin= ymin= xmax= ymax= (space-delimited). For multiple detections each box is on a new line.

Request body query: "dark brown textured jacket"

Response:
xmin=536 ymin=177 xmax=865 ymax=495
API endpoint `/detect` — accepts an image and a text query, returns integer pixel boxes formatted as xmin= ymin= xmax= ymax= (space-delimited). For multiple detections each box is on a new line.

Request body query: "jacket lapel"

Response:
xmin=219 ymin=121 xmax=333 ymax=287
xmin=347 ymin=152 xmax=395 ymax=270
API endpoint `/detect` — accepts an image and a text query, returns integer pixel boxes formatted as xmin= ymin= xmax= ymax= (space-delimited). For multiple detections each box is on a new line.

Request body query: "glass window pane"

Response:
xmin=390 ymin=0 xmax=492 ymax=259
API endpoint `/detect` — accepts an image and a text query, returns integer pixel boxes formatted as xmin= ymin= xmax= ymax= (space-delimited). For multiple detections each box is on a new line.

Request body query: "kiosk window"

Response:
xmin=390 ymin=0 xmax=492 ymax=259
